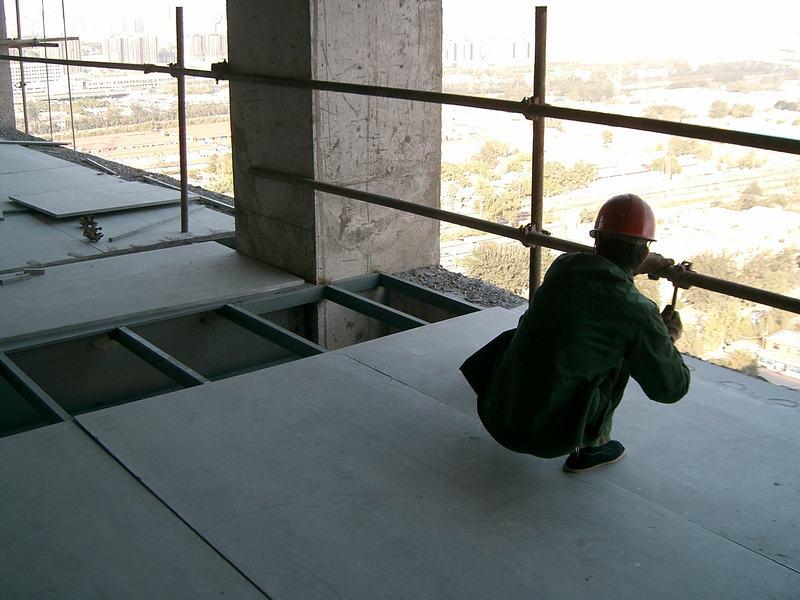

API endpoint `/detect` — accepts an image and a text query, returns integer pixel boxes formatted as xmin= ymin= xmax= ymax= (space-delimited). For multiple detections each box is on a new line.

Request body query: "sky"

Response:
xmin=444 ymin=0 xmax=800 ymax=62
xmin=4 ymin=0 xmax=226 ymax=40
xmin=4 ymin=0 xmax=800 ymax=62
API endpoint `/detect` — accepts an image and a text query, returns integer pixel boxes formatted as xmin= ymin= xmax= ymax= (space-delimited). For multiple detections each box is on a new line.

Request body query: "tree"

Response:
xmin=601 ymin=129 xmax=614 ymax=147
xmin=731 ymin=181 xmax=763 ymax=210
xmin=650 ymin=155 xmax=682 ymax=176
xmin=475 ymin=140 xmax=511 ymax=169
xmin=730 ymin=103 xmax=755 ymax=118
xmin=719 ymin=351 xmax=760 ymax=376
xmin=207 ymin=152 xmax=234 ymax=195
xmin=708 ymin=100 xmax=729 ymax=118
xmin=635 ymin=277 xmax=663 ymax=305
xmin=735 ymin=151 xmax=765 ymax=169
xmin=668 ymin=136 xmax=711 ymax=160
xmin=543 ymin=161 xmax=598 ymax=197
xmin=579 ymin=207 xmax=595 ymax=224
xmin=506 ymin=152 xmax=532 ymax=173
xmin=461 ymin=242 xmax=531 ymax=295
xmin=461 ymin=242 xmax=558 ymax=296
xmin=643 ymin=105 xmax=689 ymax=122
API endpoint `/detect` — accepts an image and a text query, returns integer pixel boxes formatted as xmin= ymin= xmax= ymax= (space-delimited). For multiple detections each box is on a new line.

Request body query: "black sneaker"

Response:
xmin=563 ymin=440 xmax=626 ymax=473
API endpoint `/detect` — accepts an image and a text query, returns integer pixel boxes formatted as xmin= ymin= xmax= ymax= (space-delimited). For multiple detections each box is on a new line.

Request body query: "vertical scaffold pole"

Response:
xmin=59 ymin=0 xmax=76 ymax=149
xmin=176 ymin=6 xmax=189 ymax=233
xmin=14 ymin=0 xmax=29 ymax=133
xmin=528 ymin=6 xmax=547 ymax=306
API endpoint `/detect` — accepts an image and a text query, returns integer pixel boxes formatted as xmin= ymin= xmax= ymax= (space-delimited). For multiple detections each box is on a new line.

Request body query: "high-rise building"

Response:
xmin=104 ymin=35 xmax=159 ymax=64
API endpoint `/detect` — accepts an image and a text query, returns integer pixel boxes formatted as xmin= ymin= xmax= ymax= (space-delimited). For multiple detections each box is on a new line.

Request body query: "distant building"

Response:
xmin=103 ymin=35 xmax=159 ymax=64
xmin=444 ymin=37 xmax=534 ymax=67
xmin=760 ymin=329 xmax=800 ymax=380
xmin=187 ymin=33 xmax=228 ymax=66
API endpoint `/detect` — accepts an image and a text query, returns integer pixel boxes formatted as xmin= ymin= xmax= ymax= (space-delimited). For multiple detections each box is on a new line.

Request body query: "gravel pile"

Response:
xmin=394 ymin=265 xmax=527 ymax=309
xmin=0 ymin=128 xmax=235 ymax=210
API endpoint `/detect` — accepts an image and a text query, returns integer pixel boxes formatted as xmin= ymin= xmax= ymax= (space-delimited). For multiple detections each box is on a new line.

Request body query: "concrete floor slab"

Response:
xmin=0 ymin=422 xmax=265 ymax=599
xmin=339 ymin=307 xmax=520 ymax=414
xmin=9 ymin=179 xmax=188 ymax=218
xmin=0 ymin=242 xmax=303 ymax=345
xmin=0 ymin=212 xmax=104 ymax=272
xmin=77 ymin=352 xmax=799 ymax=599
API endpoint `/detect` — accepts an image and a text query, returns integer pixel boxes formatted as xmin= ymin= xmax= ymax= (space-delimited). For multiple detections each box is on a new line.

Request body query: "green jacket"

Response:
xmin=478 ymin=252 xmax=690 ymax=458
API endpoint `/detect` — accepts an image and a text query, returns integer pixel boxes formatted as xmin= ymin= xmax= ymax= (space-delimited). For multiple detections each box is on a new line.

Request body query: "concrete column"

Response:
xmin=0 ymin=1 xmax=16 ymax=130
xmin=228 ymin=0 xmax=442 ymax=347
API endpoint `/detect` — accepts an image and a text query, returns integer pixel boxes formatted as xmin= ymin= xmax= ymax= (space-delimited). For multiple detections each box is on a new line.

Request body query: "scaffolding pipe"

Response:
xmin=0 ymin=39 xmax=59 ymax=48
xmin=0 ymin=53 xmax=796 ymax=313
xmin=13 ymin=0 xmax=28 ymax=134
xmin=529 ymin=6 xmax=547 ymax=302
xmin=175 ymin=7 xmax=189 ymax=233
xmin=250 ymin=166 xmax=800 ymax=315
xmin=1 ymin=53 xmax=798 ymax=157
xmin=59 ymin=0 xmax=76 ymax=150
xmin=40 ymin=0 xmax=53 ymax=140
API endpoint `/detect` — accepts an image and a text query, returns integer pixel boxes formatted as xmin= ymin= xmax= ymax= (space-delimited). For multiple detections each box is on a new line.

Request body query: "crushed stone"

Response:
xmin=394 ymin=265 xmax=527 ymax=309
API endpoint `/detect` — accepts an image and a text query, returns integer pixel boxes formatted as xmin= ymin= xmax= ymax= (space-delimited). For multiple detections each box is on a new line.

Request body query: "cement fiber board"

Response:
xmin=344 ymin=312 xmax=800 ymax=573
xmin=78 ymin=352 xmax=799 ymax=600
xmin=48 ymin=202 xmax=234 ymax=251
xmin=601 ymin=358 xmax=800 ymax=572
xmin=340 ymin=307 xmax=520 ymax=414
xmin=0 ymin=422 xmax=264 ymax=600
xmin=0 ymin=164 xmax=117 ymax=200
xmin=0 ymin=242 xmax=303 ymax=344
xmin=9 ymin=179 xmax=187 ymax=219
xmin=0 ymin=212 xmax=103 ymax=272
xmin=0 ymin=144 xmax=76 ymax=175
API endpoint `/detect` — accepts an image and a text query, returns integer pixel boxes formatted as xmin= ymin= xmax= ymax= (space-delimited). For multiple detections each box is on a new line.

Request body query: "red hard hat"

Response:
xmin=590 ymin=193 xmax=656 ymax=242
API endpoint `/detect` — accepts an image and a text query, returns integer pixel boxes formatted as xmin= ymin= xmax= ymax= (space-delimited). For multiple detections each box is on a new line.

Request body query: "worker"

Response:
xmin=463 ymin=193 xmax=690 ymax=473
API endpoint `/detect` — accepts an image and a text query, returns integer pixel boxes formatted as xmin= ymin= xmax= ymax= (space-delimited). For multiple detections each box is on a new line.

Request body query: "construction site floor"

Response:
xmin=2 ymin=306 xmax=798 ymax=599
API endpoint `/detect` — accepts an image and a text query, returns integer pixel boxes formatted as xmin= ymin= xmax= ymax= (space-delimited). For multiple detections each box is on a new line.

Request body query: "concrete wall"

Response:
xmin=0 ymin=1 xmax=16 ymax=129
xmin=228 ymin=0 xmax=442 ymax=347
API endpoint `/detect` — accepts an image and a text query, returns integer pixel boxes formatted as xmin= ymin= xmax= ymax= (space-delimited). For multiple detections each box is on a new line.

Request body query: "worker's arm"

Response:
xmin=635 ymin=252 xmax=673 ymax=276
xmin=626 ymin=305 xmax=690 ymax=404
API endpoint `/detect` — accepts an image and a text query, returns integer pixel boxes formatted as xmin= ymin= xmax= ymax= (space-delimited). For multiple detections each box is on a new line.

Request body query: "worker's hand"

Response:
xmin=635 ymin=252 xmax=674 ymax=276
xmin=661 ymin=305 xmax=683 ymax=342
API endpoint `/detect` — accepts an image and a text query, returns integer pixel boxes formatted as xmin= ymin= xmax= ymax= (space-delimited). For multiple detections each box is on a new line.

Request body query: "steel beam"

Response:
xmin=323 ymin=285 xmax=428 ymax=330
xmin=239 ymin=285 xmax=324 ymax=316
xmin=219 ymin=304 xmax=326 ymax=358
xmin=378 ymin=273 xmax=481 ymax=316
xmin=327 ymin=273 xmax=382 ymax=293
xmin=0 ymin=352 xmax=69 ymax=422
xmin=111 ymin=327 xmax=209 ymax=387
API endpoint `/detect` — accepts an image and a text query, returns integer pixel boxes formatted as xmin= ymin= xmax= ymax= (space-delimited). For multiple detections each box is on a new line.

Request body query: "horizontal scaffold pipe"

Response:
xmin=2 ymin=53 xmax=800 ymax=156
xmin=250 ymin=167 xmax=800 ymax=315
xmin=531 ymin=104 xmax=800 ymax=157
xmin=249 ymin=166 xmax=586 ymax=255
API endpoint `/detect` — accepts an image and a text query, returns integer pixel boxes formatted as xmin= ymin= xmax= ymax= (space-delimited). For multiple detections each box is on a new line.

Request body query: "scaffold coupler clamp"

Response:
xmin=211 ymin=60 xmax=231 ymax=82
xmin=518 ymin=223 xmax=550 ymax=248
xmin=521 ymin=96 xmax=541 ymax=121
xmin=669 ymin=261 xmax=693 ymax=308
